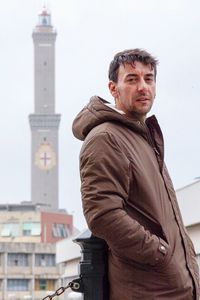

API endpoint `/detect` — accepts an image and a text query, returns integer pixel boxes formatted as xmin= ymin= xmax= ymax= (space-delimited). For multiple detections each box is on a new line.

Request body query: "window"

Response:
xmin=52 ymin=223 xmax=69 ymax=238
xmin=23 ymin=222 xmax=41 ymax=236
xmin=35 ymin=279 xmax=55 ymax=291
xmin=39 ymin=279 xmax=46 ymax=290
xmin=8 ymin=253 xmax=29 ymax=266
xmin=7 ymin=279 xmax=29 ymax=291
xmin=35 ymin=254 xmax=55 ymax=267
xmin=0 ymin=223 xmax=20 ymax=237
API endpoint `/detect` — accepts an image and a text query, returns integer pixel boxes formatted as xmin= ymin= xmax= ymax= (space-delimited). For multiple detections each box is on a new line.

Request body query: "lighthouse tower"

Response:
xmin=29 ymin=7 xmax=60 ymax=210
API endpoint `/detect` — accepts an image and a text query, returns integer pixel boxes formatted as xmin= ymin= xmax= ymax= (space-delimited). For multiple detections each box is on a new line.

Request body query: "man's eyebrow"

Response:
xmin=145 ymin=73 xmax=154 ymax=77
xmin=126 ymin=73 xmax=138 ymax=78
xmin=125 ymin=73 xmax=154 ymax=78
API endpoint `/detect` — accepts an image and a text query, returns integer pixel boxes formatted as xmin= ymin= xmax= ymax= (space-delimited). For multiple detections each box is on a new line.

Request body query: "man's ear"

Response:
xmin=108 ymin=81 xmax=118 ymax=98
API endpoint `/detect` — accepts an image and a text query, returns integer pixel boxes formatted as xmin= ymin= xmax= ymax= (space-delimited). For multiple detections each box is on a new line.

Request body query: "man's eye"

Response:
xmin=127 ymin=78 xmax=137 ymax=82
xmin=145 ymin=77 xmax=154 ymax=82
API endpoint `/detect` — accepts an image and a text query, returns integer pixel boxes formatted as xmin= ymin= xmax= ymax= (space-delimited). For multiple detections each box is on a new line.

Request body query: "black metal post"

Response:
xmin=72 ymin=229 xmax=109 ymax=300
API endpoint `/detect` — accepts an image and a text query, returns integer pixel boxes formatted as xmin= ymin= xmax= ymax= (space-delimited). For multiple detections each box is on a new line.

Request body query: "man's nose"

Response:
xmin=137 ymin=78 xmax=147 ymax=92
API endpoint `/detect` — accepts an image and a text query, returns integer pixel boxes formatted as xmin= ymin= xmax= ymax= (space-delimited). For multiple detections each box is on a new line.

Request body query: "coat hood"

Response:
xmin=72 ymin=96 xmax=158 ymax=141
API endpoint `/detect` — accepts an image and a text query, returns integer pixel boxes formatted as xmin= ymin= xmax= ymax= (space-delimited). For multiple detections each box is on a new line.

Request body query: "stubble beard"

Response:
xmin=126 ymin=101 xmax=153 ymax=121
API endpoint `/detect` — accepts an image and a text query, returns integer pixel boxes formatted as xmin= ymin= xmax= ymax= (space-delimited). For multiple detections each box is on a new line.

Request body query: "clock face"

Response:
xmin=35 ymin=143 xmax=56 ymax=171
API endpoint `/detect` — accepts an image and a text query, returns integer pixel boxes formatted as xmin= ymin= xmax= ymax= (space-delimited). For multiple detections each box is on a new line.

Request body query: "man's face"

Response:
xmin=108 ymin=62 xmax=156 ymax=121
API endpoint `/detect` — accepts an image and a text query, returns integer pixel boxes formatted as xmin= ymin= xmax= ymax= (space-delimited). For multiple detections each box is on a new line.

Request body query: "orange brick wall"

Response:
xmin=41 ymin=211 xmax=73 ymax=243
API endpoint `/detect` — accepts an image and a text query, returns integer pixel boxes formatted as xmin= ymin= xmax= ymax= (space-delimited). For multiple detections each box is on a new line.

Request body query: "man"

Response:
xmin=72 ymin=49 xmax=199 ymax=299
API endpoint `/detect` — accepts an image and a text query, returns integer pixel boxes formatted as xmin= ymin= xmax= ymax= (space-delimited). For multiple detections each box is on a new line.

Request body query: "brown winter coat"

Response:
xmin=72 ymin=96 xmax=200 ymax=300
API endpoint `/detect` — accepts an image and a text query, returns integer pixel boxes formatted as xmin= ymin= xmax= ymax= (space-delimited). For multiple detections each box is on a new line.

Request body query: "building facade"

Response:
xmin=56 ymin=234 xmax=82 ymax=300
xmin=0 ymin=242 xmax=61 ymax=300
xmin=0 ymin=203 xmax=73 ymax=300
xmin=176 ymin=179 xmax=200 ymax=268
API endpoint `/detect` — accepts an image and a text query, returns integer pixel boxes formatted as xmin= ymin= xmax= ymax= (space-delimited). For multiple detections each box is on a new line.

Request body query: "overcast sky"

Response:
xmin=0 ymin=0 xmax=200 ymax=230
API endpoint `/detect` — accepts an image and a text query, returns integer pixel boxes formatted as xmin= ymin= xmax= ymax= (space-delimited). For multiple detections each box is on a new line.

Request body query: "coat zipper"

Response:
xmin=139 ymin=121 xmax=159 ymax=156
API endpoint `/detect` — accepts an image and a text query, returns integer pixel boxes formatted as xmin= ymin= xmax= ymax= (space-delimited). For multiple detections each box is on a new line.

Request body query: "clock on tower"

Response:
xmin=35 ymin=143 xmax=56 ymax=171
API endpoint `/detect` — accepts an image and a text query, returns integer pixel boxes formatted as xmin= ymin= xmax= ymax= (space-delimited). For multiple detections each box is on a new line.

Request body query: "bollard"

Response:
xmin=73 ymin=229 xmax=109 ymax=300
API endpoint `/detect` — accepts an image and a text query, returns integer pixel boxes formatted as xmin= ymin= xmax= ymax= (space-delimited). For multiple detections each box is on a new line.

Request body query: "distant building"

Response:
xmin=0 ymin=203 xmax=72 ymax=244
xmin=0 ymin=7 xmax=74 ymax=300
xmin=0 ymin=203 xmax=73 ymax=300
xmin=176 ymin=179 xmax=200 ymax=267
xmin=56 ymin=233 xmax=82 ymax=300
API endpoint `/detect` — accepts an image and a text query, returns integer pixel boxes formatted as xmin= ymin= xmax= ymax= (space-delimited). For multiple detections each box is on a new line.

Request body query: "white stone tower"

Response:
xmin=29 ymin=7 xmax=60 ymax=210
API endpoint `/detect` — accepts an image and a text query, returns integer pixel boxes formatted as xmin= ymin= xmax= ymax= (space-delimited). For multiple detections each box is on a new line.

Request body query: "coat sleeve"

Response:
xmin=80 ymin=132 xmax=170 ymax=267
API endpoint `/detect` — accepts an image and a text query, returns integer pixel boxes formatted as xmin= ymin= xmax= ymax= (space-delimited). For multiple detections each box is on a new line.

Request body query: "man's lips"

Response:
xmin=136 ymin=97 xmax=150 ymax=102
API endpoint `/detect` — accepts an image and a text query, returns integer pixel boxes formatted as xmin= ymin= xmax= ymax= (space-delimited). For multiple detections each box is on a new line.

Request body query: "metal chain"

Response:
xmin=42 ymin=281 xmax=80 ymax=300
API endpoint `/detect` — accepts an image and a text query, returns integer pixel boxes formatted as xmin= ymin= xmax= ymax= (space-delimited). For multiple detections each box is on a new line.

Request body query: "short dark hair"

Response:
xmin=108 ymin=48 xmax=158 ymax=82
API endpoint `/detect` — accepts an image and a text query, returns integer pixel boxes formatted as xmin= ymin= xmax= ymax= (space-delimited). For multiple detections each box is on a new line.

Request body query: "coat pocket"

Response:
xmin=154 ymin=253 xmax=188 ymax=289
